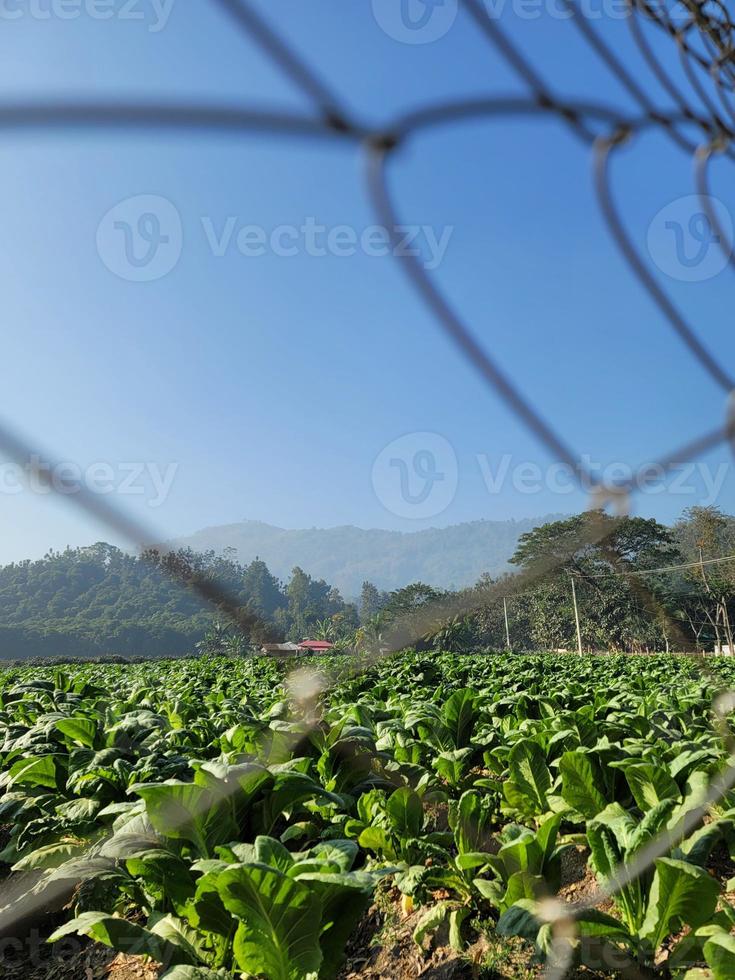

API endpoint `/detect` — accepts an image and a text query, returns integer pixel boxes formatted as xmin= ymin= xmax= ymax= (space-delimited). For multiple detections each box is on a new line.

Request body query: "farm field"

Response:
xmin=2 ymin=653 xmax=735 ymax=979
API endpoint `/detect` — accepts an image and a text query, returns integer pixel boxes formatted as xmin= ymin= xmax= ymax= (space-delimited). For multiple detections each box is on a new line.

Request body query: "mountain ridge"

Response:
xmin=168 ymin=515 xmax=567 ymax=596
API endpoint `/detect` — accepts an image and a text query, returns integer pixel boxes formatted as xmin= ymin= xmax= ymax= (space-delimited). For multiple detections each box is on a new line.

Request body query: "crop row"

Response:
xmin=1 ymin=653 xmax=735 ymax=978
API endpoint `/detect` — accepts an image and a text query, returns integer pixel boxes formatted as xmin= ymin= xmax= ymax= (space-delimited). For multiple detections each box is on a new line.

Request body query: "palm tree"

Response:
xmin=313 ymin=618 xmax=337 ymax=641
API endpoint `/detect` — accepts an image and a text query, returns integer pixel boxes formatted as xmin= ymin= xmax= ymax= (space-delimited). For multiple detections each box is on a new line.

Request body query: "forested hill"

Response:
xmin=169 ymin=516 xmax=563 ymax=596
xmin=0 ymin=544 xmax=357 ymax=660
xmin=2 ymin=507 xmax=735 ymax=660
xmin=0 ymin=516 xmax=559 ymax=660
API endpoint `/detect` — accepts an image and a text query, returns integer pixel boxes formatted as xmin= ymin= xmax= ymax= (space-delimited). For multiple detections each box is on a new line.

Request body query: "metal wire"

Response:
xmin=2 ymin=1 xmax=735 ymax=976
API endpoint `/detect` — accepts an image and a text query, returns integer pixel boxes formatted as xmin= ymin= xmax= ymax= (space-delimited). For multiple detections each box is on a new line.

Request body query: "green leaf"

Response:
xmin=56 ymin=797 xmax=101 ymax=824
xmin=55 ymin=717 xmax=98 ymax=749
xmin=125 ymin=851 xmax=195 ymax=915
xmin=496 ymin=831 xmax=543 ymax=880
xmin=456 ymin=851 xmax=493 ymax=871
xmin=453 ymin=789 xmax=492 ymax=855
xmin=496 ymin=899 xmax=540 ymax=942
xmin=216 ymin=864 xmax=322 ymax=980
xmin=559 ymin=751 xmax=607 ymax=819
xmin=255 ymin=770 xmax=340 ymax=835
xmin=500 ymin=872 xmax=544 ymax=913
xmin=358 ymin=826 xmax=395 ymax=859
xmin=435 ymin=748 xmax=473 ymax=788
xmin=386 ymin=787 xmax=423 ymax=838
xmin=472 ymin=877 xmax=504 ymax=904
xmin=639 ymin=857 xmax=720 ymax=952
xmin=629 ymin=798 xmax=678 ymax=855
xmin=449 ymin=906 xmax=471 ymax=951
xmin=616 ymin=762 xmax=680 ymax=811
xmin=254 ymin=835 xmax=294 ymax=874
xmin=8 ymin=755 xmax=59 ymax=790
xmin=309 ymin=839 xmax=358 ymax=874
xmin=49 ymin=911 xmax=190 ymax=966
xmin=677 ymin=819 xmax=732 ymax=867
xmin=148 ymin=914 xmax=204 ymax=965
xmin=704 ymin=931 xmax=735 ymax=980
xmin=588 ymin=803 xmax=635 ymax=876
xmin=132 ymin=781 xmax=231 ymax=858
xmin=504 ymin=740 xmax=551 ymax=816
xmin=440 ymin=688 xmax=478 ymax=748
xmin=536 ymin=811 xmax=564 ymax=865
xmin=297 ymin=873 xmax=373 ymax=978
xmin=13 ymin=842 xmax=87 ymax=872
xmin=413 ymin=901 xmax=453 ymax=947
xmin=574 ymin=908 xmax=632 ymax=940
xmin=160 ymin=969 xmax=234 ymax=980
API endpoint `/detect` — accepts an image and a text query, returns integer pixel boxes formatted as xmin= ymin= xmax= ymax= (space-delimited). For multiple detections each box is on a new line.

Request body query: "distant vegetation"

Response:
xmin=0 ymin=545 xmax=358 ymax=659
xmin=1 ymin=506 xmax=734 ymax=659
xmin=169 ymin=515 xmax=562 ymax=594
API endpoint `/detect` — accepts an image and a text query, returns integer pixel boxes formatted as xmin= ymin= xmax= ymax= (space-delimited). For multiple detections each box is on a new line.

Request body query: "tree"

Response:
xmin=673 ymin=507 xmax=735 ymax=652
xmin=359 ymin=581 xmax=387 ymax=623
xmin=242 ymin=558 xmax=285 ymax=619
xmin=509 ymin=512 xmax=681 ymax=652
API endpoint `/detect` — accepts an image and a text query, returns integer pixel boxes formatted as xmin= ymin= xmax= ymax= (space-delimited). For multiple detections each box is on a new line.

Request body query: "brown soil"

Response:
xmin=558 ymin=847 xmax=616 ymax=916
xmin=559 ymin=845 xmax=589 ymax=889
xmin=423 ymin=802 xmax=451 ymax=834
xmin=338 ymin=885 xmax=479 ymax=980
xmin=1 ymin=937 xmax=158 ymax=980
xmin=707 ymin=840 xmax=735 ymax=896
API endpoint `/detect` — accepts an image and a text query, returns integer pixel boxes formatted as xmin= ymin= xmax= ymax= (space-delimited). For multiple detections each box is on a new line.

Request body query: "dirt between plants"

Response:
xmin=1 ymin=939 xmax=158 ymax=980
xmin=336 ymin=895 xmax=483 ymax=979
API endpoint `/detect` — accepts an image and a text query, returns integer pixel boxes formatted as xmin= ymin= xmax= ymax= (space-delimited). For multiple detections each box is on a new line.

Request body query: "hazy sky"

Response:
xmin=1 ymin=0 xmax=734 ymax=564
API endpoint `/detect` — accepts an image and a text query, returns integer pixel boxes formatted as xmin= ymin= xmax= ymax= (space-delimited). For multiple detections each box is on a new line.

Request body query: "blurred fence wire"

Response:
xmin=3 ymin=0 xmax=735 ymax=975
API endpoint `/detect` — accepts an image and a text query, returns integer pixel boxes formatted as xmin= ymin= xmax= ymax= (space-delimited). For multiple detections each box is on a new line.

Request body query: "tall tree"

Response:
xmin=359 ymin=581 xmax=387 ymax=623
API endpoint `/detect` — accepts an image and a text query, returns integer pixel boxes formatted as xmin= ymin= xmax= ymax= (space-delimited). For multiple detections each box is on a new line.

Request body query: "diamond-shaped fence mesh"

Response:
xmin=3 ymin=1 xmax=735 ymax=976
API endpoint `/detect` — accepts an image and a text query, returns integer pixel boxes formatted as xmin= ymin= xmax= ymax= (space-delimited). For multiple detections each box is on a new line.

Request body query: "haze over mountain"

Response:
xmin=169 ymin=517 xmax=566 ymax=597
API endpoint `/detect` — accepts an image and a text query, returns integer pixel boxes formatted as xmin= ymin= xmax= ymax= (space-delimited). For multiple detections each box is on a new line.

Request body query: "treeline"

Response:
xmin=358 ymin=506 xmax=735 ymax=655
xmin=0 ymin=543 xmax=359 ymax=659
xmin=3 ymin=505 xmax=735 ymax=659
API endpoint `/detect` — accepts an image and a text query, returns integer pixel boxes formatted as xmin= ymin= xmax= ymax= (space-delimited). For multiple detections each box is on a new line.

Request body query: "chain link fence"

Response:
xmin=2 ymin=0 xmax=735 ymax=976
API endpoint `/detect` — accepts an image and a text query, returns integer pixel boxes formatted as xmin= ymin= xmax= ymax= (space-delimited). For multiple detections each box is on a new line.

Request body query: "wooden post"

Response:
xmin=503 ymin=596 xmax=511 ymax=650
xmin=570 ymin=575 xmax=583 ymax=654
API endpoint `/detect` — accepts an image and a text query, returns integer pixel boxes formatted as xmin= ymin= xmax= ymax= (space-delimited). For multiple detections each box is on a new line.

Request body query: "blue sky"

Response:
xmin=1 ymin=0 xmax=734 ymax=564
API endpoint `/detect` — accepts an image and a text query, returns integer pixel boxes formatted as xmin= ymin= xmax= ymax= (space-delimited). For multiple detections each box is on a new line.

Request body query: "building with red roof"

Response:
xmin=298 ymin=640 xmax=335 ymax=653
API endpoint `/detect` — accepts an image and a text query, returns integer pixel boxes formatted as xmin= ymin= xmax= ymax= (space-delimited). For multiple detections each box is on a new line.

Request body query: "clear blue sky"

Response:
xmin=1 ymin=0 xmax=734 ymax=564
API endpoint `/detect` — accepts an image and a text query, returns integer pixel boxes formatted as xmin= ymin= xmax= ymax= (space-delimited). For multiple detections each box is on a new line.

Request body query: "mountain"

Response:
xmin=169 ymin=516 xmax=566 ymax=597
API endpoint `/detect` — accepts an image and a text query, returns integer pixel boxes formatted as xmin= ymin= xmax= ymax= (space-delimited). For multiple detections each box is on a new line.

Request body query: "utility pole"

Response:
xmin=503 ymin=596 xmax=511 ymax=650
xmin=570 ymin=575 xmax=583 ymax=654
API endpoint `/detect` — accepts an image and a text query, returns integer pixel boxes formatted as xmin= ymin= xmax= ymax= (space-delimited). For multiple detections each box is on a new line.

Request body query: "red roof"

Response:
xmin=298 ymin=640 xmax=334 ymax=650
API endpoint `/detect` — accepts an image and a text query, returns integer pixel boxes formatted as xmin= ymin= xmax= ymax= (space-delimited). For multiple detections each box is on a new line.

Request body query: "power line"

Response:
xmin=582 ymin=553 xmax=735 ymax=579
